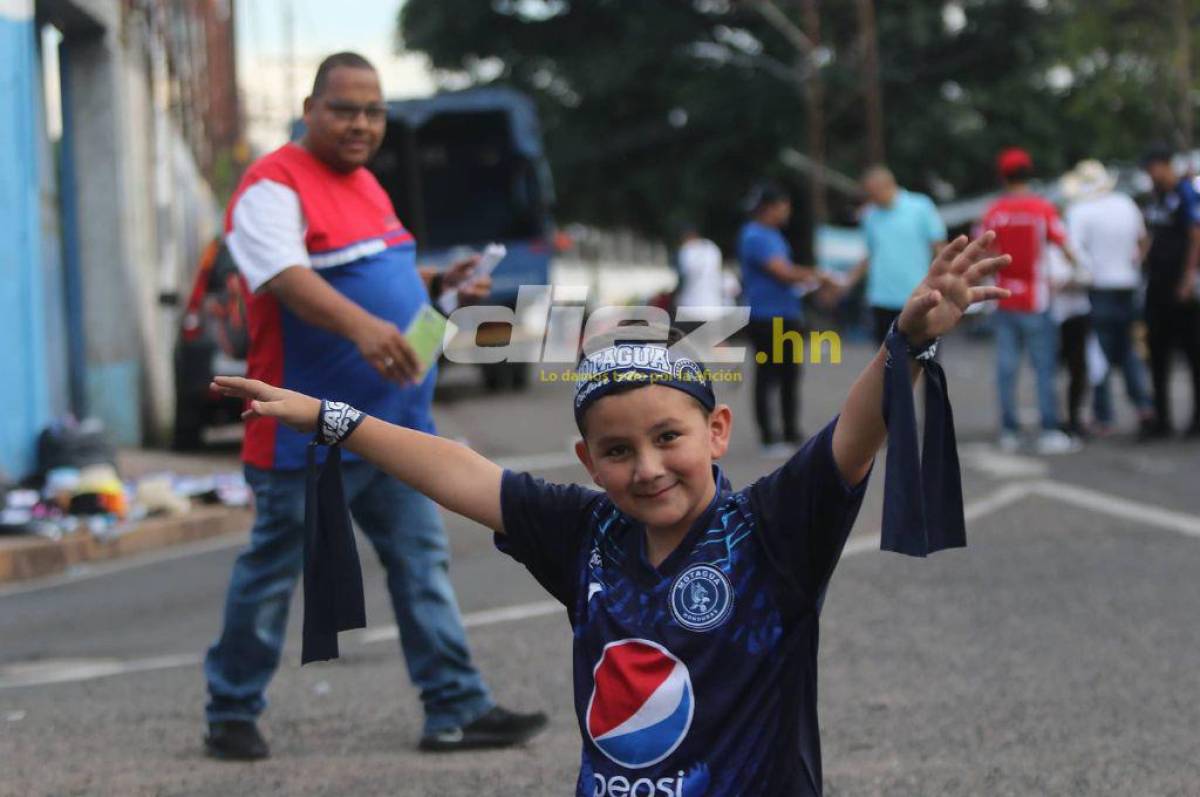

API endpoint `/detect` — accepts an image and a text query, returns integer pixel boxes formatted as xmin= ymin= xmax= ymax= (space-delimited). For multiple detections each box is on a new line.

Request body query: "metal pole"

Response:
xmin=799 ymin=0 xmax=827 ymax=222
xmin=749 ymin=0 xmax=828 ymax=220
xmin=856 ymin=0 xmax=885 ymax=165
xmin=283 ymin=0 xmax=295 ymax=116
xmin=1172 ymin=0 xmax=1192 ymax=150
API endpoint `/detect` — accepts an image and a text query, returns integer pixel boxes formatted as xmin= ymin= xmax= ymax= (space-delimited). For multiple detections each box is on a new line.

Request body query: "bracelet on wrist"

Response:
xmin=888 ymin=319 xmax=940 ymax=362
xmin=316 ymin=400 xmax=366 ymax=446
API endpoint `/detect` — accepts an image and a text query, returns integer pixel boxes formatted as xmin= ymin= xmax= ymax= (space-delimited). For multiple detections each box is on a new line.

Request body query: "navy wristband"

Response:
xmin=316 ymin=400 xmax=366 ymax=446
xmin=887 ymin=319 xmax=939 ymax=362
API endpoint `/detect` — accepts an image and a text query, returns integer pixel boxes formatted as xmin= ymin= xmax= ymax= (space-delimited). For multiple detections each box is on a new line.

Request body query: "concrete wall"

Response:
xmin=0 ymin=0 xmax=224 ymax=479
xmin=47 ymin=0 xmax=219 ymax=448
xmin=59 ymin=7 xmax=145 ymax=446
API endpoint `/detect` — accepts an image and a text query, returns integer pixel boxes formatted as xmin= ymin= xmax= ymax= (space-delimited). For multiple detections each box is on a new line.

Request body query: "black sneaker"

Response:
xmin=204 ymin=720 xmax=270 ymax=761
xmin=418 ymin=705 xmax=548 ymax=752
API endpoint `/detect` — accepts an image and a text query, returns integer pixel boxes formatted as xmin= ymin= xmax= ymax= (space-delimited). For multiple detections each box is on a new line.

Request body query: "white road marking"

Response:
xmin=0 ymin=601 xmax=565 ymax=690
xmin=964 ymin=482 xmax=1035 ymax=521
xmin=0 ymin=654 xmax=202 ymax=689
xmin=369 ymin=483 xmax=1039 ymax=648
xmin=841 ymin=536 xmax=878 ymax=558
xmin=958 ymin=443 xmax=1048 ymax=479
xmin=3 ymin=477 xmax=1197 ymax=691
xmin=1028 ymin=481 xmax=1200 ymax=540
xmin=365 ymin=481 xmax=1045 ymax=647
xmin=463 ymin=600 xmax=564 ymax=627
xmin=357 ymin=600 xmax=563 ymax=645
xmin=492 ymin=451 xmax=581 ymax=473
xmin=840 ymin=481 xmax=1034 ymax=558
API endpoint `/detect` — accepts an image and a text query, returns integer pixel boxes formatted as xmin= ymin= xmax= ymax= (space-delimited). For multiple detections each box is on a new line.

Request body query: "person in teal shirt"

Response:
xmin=848 ymin=166 xmax=947 ymax=342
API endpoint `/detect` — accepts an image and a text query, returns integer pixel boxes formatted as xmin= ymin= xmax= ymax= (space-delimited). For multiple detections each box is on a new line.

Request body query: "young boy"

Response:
xmin=213 ymin=234 xmax=1009 ymax=796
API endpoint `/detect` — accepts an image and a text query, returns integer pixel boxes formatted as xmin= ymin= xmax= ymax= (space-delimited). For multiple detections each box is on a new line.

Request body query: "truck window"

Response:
xmin=371 ymin=110 xmax=545 ymax=248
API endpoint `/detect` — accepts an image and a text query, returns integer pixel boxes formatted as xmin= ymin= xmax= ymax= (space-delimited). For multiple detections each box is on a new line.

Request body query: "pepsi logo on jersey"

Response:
xmin=586 ymin=639 xmax=694 ymax=769
xmin=592 ymin=771 xmax=685 ymax=797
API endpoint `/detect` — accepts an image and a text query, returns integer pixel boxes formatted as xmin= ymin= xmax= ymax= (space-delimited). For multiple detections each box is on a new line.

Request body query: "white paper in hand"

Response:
xmin=472 ymin=243 xmax=508 ymax=280
xmin=437 ymin=243 xmax=508 ymax=314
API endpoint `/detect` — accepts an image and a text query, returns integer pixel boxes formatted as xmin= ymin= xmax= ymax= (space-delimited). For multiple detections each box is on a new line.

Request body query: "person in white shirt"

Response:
xmin=1061 ymin=160 xmax=1155 ymax=436
xmin=674 ymin=225 xmax=726 ymax=328
xmin=1046 ymin=245 xmax=1091 ymax=437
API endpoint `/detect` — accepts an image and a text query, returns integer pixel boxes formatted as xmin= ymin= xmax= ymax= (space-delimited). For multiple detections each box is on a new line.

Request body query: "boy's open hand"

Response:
xmin=211 ymin=376 xmax=321 ymax=433
xmin=898 ymin=232 xmax=1012 ymax=345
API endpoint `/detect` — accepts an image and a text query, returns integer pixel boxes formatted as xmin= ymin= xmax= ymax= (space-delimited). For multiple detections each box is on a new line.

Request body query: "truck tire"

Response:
xmin=508 ymin=362 xmax=529 ymax=391
xmin=482 ymin=362 xmax=506 ymax=393
xmin=172 ymin=396 xmax=206 ymax=450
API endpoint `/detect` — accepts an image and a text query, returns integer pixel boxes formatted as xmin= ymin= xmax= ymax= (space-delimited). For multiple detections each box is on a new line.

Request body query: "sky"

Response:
xmin=237 ymin=0 xmax=437 ymax=152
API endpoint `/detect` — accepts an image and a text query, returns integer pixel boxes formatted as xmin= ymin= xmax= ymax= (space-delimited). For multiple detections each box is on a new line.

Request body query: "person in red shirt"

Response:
xmin=979 ymin=148 xmax=1081 ymax=455
xmin=202 ymin=52 xmax=547 ymax=761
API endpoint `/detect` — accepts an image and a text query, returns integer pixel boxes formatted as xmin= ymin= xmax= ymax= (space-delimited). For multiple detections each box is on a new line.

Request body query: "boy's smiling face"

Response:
xmin=575 ymin=385 xmax=732 ymax=546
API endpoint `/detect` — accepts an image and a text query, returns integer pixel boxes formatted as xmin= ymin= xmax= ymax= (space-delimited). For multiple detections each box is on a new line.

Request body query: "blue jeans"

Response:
xmin=205 ymin=462 xmax=492 ymax=734
xmin=1090 ymin=289 xmax=1152 ymax=424
xmin=993 ymin=310 xmax=1059 ymax=432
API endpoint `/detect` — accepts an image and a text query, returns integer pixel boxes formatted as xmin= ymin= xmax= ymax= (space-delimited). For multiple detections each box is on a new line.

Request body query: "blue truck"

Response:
xmin=369 ymin=87 xmax=556 ymax=390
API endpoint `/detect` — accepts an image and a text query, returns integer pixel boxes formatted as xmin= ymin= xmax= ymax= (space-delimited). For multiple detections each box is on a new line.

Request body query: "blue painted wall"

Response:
xmin=0 ymin=7 xmax=51 ymax=480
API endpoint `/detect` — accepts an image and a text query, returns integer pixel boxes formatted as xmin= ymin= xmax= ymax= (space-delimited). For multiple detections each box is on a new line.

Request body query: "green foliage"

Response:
xmin=398 ymin=0 xmax=1198 ymax=249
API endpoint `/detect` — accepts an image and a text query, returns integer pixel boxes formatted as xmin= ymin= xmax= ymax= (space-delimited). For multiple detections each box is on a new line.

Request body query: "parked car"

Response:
xmin=172 ymin=237 xmax=248 ymax=449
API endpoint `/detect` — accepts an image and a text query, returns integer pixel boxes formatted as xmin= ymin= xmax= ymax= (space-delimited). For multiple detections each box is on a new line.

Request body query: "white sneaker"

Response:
xmin=1034 ymin=429 xmax=1083 ymax=455
xmin=997 ymin=432 xmax=1021 ymax=453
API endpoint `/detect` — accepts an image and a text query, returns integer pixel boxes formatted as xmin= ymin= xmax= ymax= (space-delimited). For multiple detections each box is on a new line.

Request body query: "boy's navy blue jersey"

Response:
xmin=496 ymin=418 xmax=869 ymax=797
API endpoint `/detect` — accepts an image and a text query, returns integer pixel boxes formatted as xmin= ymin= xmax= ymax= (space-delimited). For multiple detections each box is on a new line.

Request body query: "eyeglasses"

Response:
xmin=324 ymin=101 xmax=387 ymax=123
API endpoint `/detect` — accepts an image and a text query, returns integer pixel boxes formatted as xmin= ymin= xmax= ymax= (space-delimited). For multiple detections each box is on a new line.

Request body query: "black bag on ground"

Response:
xmin=37 ymin=418 xmax=116 ymax=479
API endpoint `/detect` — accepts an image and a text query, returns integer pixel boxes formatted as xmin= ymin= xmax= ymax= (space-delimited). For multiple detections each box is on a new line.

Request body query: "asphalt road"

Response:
xmin=2 ymin=337 xmax=1199 ymax=796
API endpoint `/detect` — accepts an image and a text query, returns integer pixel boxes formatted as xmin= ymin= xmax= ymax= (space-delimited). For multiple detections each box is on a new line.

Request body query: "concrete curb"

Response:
xmin=0 ymin=505 xmax=252 ymax=584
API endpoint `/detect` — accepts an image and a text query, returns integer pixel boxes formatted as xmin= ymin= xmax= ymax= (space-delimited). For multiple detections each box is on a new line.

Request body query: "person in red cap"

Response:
xmin=979 ymin=148 xmax=1082 ymax=454
xmin=995 ymin=148 xmax=1032 ymax=181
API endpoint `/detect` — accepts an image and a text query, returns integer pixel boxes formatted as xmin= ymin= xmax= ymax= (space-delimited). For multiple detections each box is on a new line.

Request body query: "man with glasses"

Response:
xmin=203 ymin=52 xmax=547 ymax=761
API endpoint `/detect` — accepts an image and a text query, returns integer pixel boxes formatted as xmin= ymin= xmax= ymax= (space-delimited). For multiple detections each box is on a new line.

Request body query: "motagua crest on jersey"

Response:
xmin=669 ymin=564 xmax=733 ymax=632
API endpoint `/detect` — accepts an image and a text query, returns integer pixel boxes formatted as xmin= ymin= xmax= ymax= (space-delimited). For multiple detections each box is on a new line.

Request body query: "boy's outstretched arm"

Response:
xmin=831 ymin=232 xmax=1011 ymax=485
xmin=211 ymin=377 xmax=505 ymax=532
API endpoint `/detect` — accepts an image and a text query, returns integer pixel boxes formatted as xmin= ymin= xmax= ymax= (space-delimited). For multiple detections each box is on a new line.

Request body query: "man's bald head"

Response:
xmin=311 ymin=51 xmax=377 ymax=98
xmin=862 ymin=164 xmax=898 ymax=207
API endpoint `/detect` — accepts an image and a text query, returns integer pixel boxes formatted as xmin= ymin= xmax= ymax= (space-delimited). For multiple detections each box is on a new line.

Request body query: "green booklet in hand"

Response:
xmin=405 ymin=302 xmax=458 ymax=377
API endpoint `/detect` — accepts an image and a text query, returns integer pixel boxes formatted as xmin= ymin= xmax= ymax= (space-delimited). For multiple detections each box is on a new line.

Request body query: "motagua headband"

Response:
xmin=573 ymin=343 xmax=715 ymax=424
